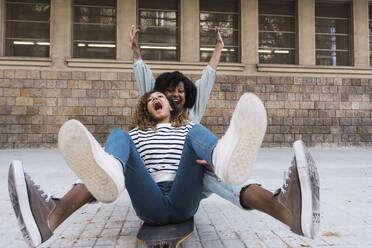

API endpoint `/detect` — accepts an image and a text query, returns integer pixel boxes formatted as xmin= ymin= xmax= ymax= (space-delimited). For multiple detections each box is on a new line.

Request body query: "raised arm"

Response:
xmin=129 ymin=25 xmax=142 ymax=63
xmin=208 ymin=27 xmax=224 ymax=70
xmin=188 ymin=27 xmax=224 ymax=123
xmin=130 ymin=25 xmax=155 ymax=96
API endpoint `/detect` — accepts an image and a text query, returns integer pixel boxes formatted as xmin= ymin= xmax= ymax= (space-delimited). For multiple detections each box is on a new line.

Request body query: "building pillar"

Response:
xmin=0 ymin=0 xmax=4 ymax=56
xmin=180 ymin=0 xmax=199 ymax=62
xmin=241 ymin=0 xmax=258 ymax=65
xmin=298 ymin=0 xmax=315 ymax=65
xmin=353 ymin=0 xmax=370 ymax=67
xmin=50 ymin=0 xmax=70 ymax=67
xmin=117 ymin=0 xmax=137 ymax=61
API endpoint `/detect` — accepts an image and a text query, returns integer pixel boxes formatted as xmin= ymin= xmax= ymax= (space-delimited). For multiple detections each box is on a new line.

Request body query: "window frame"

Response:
xmin=4 ymin=0 xmax=51 ymax=58
xmin=314 ymin=0 xmax=353 ymax=66
xmin=199 ymin=0 xmax=241 ymax=63
xmin=369 ymin=3 xmax=372 ymax=66
xmin=258 ymin=0 xmax=298 ymax=65
xmin=136 ymin=0 xmax=180 ymax=61
xmin=71 ymin=0 xmax=117 ymax=59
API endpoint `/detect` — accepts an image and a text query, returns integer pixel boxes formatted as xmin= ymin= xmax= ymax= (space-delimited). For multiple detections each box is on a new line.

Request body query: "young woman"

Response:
xmin=10 ymin=91 xmax=284 ymax=247
xmin=130 ymin=25 xmax=320 ymax=239
xmin=9 ymin=92 xmax=319 ymax=248
xmin=130 ymin=24 xmax=222 ymax=124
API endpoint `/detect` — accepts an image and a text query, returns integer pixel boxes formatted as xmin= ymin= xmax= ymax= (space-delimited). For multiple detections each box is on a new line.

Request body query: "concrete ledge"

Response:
xmin=66 ymin=58 xmax=245 ymax=73
xmin=257 ymin=63 xmax=372 ymax=75
xmin=0 ymin=57 xmax=52 ymax=67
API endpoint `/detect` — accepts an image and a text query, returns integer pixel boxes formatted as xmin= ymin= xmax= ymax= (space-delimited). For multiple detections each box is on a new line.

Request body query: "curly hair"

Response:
xmin=154 ymin=71 xmax=197 ymax=109
xmin=130 ymin=91 xmax=188 ymax=131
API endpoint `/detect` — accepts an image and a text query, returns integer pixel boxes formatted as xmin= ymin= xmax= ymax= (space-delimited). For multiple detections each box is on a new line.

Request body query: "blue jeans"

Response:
xmin=104 ymin=124 xmax=217 ymax=225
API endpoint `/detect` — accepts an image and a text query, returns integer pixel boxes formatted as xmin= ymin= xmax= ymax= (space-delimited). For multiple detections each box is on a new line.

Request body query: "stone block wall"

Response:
xmin=0 ymin=69 xmax=371 ymax=148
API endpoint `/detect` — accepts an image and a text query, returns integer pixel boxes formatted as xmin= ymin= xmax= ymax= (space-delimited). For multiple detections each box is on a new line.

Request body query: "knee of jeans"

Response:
xmin=107 ymin=128 xmax=130 ymax=142
xmin=111 ymin=128 xmax=128 ymax=137
xmin=185 ymin=124 xmax=203 ymax=142
xmin=187 ymin=124 xmax=203 ymax=135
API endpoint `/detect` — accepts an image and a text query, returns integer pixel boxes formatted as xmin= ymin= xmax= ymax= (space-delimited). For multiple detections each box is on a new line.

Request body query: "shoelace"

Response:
xmin=280 ymin=167 xmax=293 ymax=194
xmin=36 ymin=185 xmax=54 ymax=202
xmin=26 ymin=174 xmax=54 ymax=202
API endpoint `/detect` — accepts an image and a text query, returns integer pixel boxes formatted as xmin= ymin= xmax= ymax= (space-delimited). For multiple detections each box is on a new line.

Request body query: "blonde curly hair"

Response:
xmin=130 ymin=91 xmax=188 ymax=130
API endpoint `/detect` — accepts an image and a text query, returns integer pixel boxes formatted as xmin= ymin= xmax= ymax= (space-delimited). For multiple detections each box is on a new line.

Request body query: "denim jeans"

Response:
xmin=104 ymin=124 xmax=217 ymax=225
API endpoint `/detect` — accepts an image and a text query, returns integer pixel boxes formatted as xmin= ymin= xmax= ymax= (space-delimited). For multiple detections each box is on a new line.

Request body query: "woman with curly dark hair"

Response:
xmin=10 ymin=89 xmax=320 ymax=248
xmin=10 ymin=91 xmax=291 ymax=247
xmin=130 ymin=91 xmax=188 ymax=131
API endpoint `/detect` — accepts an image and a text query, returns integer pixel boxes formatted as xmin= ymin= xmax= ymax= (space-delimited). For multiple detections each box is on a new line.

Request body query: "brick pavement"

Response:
xmin=1 ymin=148 xmax=372 ymax=248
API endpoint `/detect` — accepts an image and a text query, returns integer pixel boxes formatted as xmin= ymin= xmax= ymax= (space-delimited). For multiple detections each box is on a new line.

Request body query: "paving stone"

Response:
xmin=1 ymin=148 xmax=372 ymax=247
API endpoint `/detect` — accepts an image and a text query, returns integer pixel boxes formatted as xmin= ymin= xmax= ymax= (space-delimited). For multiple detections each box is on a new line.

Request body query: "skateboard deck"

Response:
xmin=136 ymin=218 xmax=194 ymax=248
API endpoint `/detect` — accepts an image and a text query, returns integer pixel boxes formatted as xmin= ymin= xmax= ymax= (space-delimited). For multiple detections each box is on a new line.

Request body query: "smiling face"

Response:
xmin=146 ymin=91 xmax=173 ymax=123
xmin=164 ymin=82 xmax=186 ymax=110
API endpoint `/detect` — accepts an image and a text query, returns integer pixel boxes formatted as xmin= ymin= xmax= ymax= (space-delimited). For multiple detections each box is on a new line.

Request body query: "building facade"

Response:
xmin=0 ymin=0 xmax=371 ymax=148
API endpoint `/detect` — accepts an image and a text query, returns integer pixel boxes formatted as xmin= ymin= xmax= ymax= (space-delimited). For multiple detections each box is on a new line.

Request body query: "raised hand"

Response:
xmin=129 ymin=25 xmax=141 ymax=61
xmin=215 ymin=26 xmax=224 ymax=49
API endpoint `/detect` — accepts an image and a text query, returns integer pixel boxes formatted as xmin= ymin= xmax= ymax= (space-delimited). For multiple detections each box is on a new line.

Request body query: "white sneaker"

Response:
xmin=214 ymin=93 xmax=267 ymax=185
xmin=58 ymin=119 xmax=125 ymax=203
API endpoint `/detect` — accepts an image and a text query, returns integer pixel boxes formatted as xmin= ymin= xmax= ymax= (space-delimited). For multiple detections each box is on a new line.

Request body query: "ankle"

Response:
xmin=48 ymin=198 xmax=68 ymax=231
xmin=272 ymin=195 xmax=291 ymax=226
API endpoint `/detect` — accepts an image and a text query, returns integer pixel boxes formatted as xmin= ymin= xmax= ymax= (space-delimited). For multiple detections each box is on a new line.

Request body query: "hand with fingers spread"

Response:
xmin=129 ymin=24 xmax=142 ymax=62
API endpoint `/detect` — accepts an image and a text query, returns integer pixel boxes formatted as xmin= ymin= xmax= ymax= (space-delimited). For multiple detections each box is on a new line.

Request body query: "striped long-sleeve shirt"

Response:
xmin=129 ymin=122 xmax=194 ymax=183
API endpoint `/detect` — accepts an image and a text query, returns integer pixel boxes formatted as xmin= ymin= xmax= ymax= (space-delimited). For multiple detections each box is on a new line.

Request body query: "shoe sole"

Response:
xmin=58 ymin=120 xmax=118 ymax=203
xmin=8 ymin=160 xmax=42 ymax=247
xmin=224 ymin=93 xmax=267 ymax=185
xmin=293 ymin=140 xmax=320 ymax=238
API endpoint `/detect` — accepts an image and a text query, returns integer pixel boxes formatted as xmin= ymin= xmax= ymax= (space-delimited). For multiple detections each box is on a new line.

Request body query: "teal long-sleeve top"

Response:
xmin=133 ymin=60 xmax=216 ymax=124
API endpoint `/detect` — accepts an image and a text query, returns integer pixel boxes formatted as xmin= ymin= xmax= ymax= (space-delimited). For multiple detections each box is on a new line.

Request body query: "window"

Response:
xmin=258 ymin=0 xmax=296 ymax=64
xmin=138 ymin=0 xmax=179 ymax=61
xmin=199 ymin=0 xmax=240 ymax=63
xmin=5 ymin=0 xmax=50 ymax=57
xmin=72 ymin=0 xmax=116 ymax=59
xmin=315 ymin=1 xmax=352 ymax=66
xmin=369 ymin=4 xmax=372 ymax=66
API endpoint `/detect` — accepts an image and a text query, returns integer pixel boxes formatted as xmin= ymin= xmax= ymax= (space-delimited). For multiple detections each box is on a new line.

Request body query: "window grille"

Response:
xmin=72 ymin=0 xmax=116 ymax=59
xmin=5 ymin=0 xmax=50 ymax=57
xmin=199 ymin=0 xmax=240 ymax=63
xmin=315 ymin=1 xmax=352 ymax=66
xmin=258 ymin=0 xmax=296 ymax=64
xmin=138 ymin=0 xmax=179 ymax=61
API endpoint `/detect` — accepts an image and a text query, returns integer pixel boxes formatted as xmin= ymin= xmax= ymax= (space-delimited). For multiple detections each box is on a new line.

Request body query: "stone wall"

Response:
xmin=0 ymin=69 xmax=371 ymax=149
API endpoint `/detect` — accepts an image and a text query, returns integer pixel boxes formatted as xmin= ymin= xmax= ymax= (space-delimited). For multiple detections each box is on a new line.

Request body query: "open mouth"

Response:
xmin=171 ymin=98 xmax=181 ymax=106
xmin=154 ymin=101 xmax=162 ymax=111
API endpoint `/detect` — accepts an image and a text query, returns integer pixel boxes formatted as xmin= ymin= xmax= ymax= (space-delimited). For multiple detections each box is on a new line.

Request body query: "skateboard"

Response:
xmin=136 ymin=218 xmax=194 ymax=248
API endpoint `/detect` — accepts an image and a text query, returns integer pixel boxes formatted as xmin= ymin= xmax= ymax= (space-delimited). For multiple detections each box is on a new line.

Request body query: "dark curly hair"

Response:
xmin=130 ymin=91 xmax=188 ymax=131
xmin=154 ymin=71 xmax=197 ymax=110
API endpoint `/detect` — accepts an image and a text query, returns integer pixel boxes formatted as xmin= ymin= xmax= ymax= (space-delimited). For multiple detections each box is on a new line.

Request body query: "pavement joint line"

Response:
xmin=1 ymin=148 xmax=372 ymax=247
